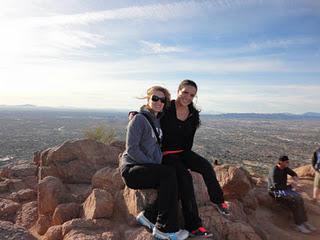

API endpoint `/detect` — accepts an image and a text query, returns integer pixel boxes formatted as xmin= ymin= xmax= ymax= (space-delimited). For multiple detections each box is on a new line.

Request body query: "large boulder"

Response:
xmin=215 ymin=165 xmax=253 ymax=200
xmin=15 ymin=201 xmax=38 ymax=229
xmin=122 ymin=187 xmax=157 ymax=220
xmin=38 ymin=139 xmax=122 ymax=183
xmin=8 ymin=163 xmax=37 ymax=179
xmin=52 ymin=202 xmax=80 ymax=226
xmin=65 ymin=184 xmax=92 ymax=203
xmin=92 ymin=167 xmax=125 ymax=195
xmin=5 ymin=178 xmax=28 ymax=192
xmin=192 ymin=164 xmax=254 ymax=205
xmin=35 ymin=214 xmax=52 ymax=235
xmin=82 ymin=189 xmax=114 ymax=219
xmin=10 ymin=188 xmax=37 ymax=202
xmin=0 ymin=162 xmax=37 ymax=191
xmin=294 ymin=165 xmax=315 ymax=178
xmin=124 ymin=228 xmax=154 ymax=240
xmin=61 ymin=218 xmax=111 ymax=237
xmin=0 ymin=198 xmax=21 ymax=221
xmin=42 ymin=225 xmax=62 ymax=240
xmin=38 ymin=176 xmax=68 ymax=215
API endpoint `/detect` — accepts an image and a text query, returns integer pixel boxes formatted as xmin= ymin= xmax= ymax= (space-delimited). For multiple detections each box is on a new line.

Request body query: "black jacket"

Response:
xmin=312 ymin=149 xmax=320 ymax=172
xmin=160 ymin=100 xmax=200 ymax=152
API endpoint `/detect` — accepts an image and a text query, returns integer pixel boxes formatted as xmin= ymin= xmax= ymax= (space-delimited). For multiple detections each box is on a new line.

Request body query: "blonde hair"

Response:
xmin=142 ymin=86 xmax=171 ymax=107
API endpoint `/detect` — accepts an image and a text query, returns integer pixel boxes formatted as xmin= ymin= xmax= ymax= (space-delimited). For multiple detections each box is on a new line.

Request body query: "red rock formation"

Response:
xmin=294 ymin=165 xmax=315 ymax=178
xmin=1 ymin=139 xmax=320 ymax=240
xmin=52 ymin=202 xmax=80 ymax=226
xmin=38 ymin=139 xmax=122 ymax=183
xmin=82 ymin=189 xmax=114 ymax=219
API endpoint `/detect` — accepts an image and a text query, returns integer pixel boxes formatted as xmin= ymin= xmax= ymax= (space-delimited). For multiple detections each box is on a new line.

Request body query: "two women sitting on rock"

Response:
xmin=268 ymin=155 xmax=316 ymax=234
xmin=120 ymin=80 xmax=230 ymax=239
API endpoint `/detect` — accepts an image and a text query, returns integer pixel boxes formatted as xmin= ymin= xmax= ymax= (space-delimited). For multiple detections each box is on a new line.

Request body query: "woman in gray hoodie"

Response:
xmin=120 ymin=86 xmax=188 ymax=240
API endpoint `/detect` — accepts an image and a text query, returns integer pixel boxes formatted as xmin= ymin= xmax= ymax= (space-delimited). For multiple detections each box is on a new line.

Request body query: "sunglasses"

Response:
xmin=151 ymin=95 xmax=166 ymax=104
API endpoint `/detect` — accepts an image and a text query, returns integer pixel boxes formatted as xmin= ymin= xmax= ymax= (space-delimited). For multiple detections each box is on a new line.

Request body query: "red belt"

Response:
xmin=162 ymin=150 xmax=184 ymax=156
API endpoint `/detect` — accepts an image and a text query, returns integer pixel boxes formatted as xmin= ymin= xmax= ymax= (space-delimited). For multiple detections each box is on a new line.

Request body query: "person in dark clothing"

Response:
xmin=120 ymin=86 xmax=188 ymax=240
xmin=268 ymin=155 xmax=316 ymax=234
xmin=311 ymin=148 xmax=320 ymax=203
xmin=160 ymin=80 xmax=230 ymax=237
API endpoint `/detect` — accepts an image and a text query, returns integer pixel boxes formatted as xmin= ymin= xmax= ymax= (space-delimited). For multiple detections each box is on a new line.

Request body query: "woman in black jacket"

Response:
xmin=312 ymin=148 xmax=320 ymax=203
xmin=160 ymin=79 xmax=230 ymax=237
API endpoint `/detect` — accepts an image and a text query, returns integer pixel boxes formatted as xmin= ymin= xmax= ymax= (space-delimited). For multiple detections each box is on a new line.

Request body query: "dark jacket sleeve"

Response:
xmin=287 ymin=167 xmax=298 ymax=177
xmin=312 ymin=152 xmax=318 ymax=171
xmin=185 ymin=110 xmax=199 ymax=150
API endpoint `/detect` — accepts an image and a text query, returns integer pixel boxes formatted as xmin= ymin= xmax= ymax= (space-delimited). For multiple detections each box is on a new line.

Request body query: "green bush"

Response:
xmin=84 ymin=125 xmax=117 ymax=145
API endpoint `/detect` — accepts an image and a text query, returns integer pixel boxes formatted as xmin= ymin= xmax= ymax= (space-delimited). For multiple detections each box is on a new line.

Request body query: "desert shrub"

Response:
xmin=84 ymin=125 xmax=116 ymax=145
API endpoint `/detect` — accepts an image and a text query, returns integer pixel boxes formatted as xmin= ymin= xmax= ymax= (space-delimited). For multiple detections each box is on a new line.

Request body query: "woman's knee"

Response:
xmin=122 ymin=176 xmax=137 ymax=189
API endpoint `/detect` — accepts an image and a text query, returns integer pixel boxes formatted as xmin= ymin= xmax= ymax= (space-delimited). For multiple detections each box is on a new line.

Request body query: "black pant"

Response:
xmin=162 ymin=150 xmax=225 ymax=231
xmin=270 ymin=190 xmax=308 ymax=225
xmin=121 ymin=164 xmax=179 ymax=232
xmin=180 ymin=151 xmax=224 ymax=204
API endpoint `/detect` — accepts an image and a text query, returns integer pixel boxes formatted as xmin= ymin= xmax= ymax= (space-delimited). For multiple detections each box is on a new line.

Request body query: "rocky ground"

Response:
xmin=0 ymin=139 xmax=319 ymax=240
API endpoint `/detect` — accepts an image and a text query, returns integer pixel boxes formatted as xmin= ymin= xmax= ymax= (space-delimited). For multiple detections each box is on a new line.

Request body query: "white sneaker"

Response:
xmin=296 ymin=224 xmax=311 ymax=234
xmin=136 ymin=211 xmax=154 ymax=230
xmin=303 ymin=222 xmax=317 ymax=231
xmin=152 ymin=227 xmax=189 ymax=240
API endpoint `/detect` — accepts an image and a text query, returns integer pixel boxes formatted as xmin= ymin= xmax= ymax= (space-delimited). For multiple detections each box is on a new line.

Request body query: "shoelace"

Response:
xmin=221 ymin=202 xmax=229 ymax=209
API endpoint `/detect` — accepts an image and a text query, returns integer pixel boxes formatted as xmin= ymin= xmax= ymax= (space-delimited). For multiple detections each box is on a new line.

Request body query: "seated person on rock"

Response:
xmin=120 ymin=86 xmax=189 ymax=240
xmin=160 ymin=79 xmax=229 ymax=238
xmin=129 ymin=80 xmax=229 ymax=238
xmin=311 ymin=147 xmax=320 ymax=203
xmin=268 ymin=155 xmax=316 ymax=234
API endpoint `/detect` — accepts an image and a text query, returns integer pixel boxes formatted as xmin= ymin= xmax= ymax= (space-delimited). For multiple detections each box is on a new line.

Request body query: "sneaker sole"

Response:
xmin=152 ymin=230 xmax=180 ymax=240
xmin=152 ymin=234 xmax=174 ymax=240
xmin=296 ymin=227 xmax=311 ymax=234
xmin=189 ymin=233 xmax=214 ymax=239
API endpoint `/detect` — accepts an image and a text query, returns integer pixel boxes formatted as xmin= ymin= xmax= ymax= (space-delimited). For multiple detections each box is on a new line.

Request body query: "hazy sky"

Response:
xmin=0 ymin=0 xmax=319 ymax=113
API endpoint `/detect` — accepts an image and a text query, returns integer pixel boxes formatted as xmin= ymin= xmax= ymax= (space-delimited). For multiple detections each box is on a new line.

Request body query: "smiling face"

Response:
xmin=147 ymin=90 xmax=166 ymax=113
xmin=176 ymin=85 xmax=197 ymax=107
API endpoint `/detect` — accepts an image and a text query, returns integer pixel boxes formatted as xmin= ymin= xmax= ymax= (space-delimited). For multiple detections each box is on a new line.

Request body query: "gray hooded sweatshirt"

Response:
xmin=120 ymin=107 xmax=163 ymax=169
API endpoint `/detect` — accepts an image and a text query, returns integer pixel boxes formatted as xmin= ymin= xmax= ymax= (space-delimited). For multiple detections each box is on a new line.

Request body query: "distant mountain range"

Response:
xmin=1 ymin=104 xmax=320 ymax=120
xmin=0 ymin=104 xmax=127 ymax=113
xmin=205 ymin=112 xmax=320 ymax=120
